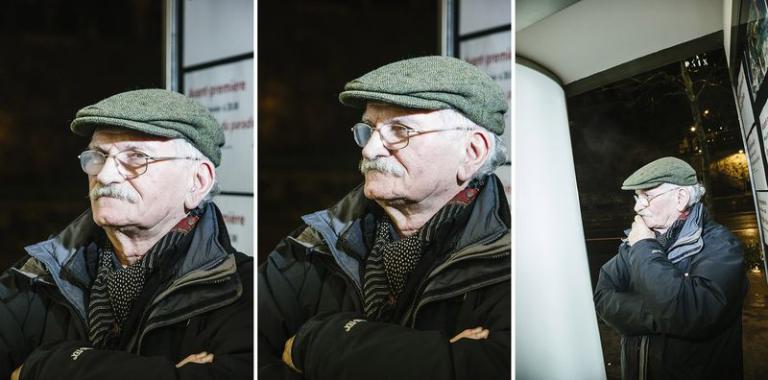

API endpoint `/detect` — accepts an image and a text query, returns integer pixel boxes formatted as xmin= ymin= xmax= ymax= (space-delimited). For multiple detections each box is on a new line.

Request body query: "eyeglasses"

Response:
xmin=78 ymin=149 xmax=201 ymax=179
xmin=350 ymin=122 xmax=475 ymax=150
xmin=633 ymin=187 xmax=678 ymax=207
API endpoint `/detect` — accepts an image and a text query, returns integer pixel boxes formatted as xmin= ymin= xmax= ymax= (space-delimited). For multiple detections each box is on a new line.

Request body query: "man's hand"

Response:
xmin=282 ymin=335 xmax=302 ymax=373
xmin=176 ymin=352 xmax=214 ymax=368
xmin=11 ymin=365 xmax=22 ymax=380
xmin=628 ymin=215 xmax=655 ymax=246
xmin=449 ymin=327 xmax=489 ymax=343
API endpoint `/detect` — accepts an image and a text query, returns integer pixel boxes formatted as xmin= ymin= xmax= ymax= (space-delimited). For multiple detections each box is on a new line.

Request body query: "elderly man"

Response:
xmin=594 ymin=156 xmax=747 ymax=380
xmin=0 ymin=89 xmax=253 ymax=380
xmin=258 ymin=56 xmax=510 ymax=379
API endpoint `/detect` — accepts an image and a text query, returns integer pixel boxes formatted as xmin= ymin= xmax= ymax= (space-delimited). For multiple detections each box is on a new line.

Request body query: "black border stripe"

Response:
xmin=220 ymin=191 xmax=254 ymax=197
xmin=182 ymin=52 xmax=254 ymax=73
xmin=177 ymin=0 xmax=184 ymax=92
xmin=453 ymin=0 xmax=460 ymax=57
xmin=458 ymin=24 xmax=511 ymax=42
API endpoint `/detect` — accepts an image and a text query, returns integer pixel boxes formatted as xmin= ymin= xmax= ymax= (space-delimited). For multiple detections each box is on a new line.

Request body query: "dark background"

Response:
xmin=257 ymin=0 xmax=440 ymax=262
xmin=0 ymin=0 xmax=162 ymax=269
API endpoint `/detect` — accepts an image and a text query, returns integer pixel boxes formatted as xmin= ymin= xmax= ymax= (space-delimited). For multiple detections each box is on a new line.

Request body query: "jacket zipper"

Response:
xmin=131 ymin=257 xmax=235 ymax=353
xmin=134 ymin=277 xmax=237 ymax=354
xmin=407 ymin=252 xmax=509 ymax=327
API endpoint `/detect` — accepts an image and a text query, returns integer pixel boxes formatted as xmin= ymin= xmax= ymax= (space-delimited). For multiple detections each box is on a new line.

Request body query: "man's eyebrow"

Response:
xmin=388 ymin=115 xmax=423 ymax=128
xmin=362 ymin=115 xmax=422 ymax=127
xmin=87 ymin=143 xmax=152 ymax=152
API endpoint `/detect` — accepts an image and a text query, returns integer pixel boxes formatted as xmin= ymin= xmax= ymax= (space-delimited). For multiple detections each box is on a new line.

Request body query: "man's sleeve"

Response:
xmin=0 ymin=265 xmax=36 ymax=379
xmin=290 ymin=281 xmax=510 ymax=380
xmin=626 ymin=232 xmax=745 ymax=339
xmin=594 ymin=246 xmax=657 ymax=335
xmin=258 ymin=228 xmax=327 ymax=380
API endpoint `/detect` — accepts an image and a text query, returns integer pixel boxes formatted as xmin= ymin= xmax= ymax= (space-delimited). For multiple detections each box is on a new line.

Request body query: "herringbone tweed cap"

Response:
xmin=70 ymin=89 xmax=225 ymax=166
xmin=622 ymin=156 xmax=698 ymax=190
xmin=339 ymin=56 xmax=508 ymax=135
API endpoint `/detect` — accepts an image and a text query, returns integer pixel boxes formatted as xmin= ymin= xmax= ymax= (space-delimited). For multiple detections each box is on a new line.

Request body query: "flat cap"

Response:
xmin=70 ymin=89 xmax=225 ymax=166
xmin=339 ymin=56 xmax=508 ymax=135
xmin=621 ymin=156 xmax=698 ymax=190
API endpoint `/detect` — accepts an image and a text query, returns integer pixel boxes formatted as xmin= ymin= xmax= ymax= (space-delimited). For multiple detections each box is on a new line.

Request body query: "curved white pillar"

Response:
xmin=515 ymin=62 xmax=606 ymax=380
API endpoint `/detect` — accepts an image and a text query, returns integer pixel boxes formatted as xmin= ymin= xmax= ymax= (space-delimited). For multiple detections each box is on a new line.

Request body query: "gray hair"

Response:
xmin=682 ymin=183 xmax=706 ymax=207
xmin=172 ymin=138 xmax=219 ymax=203
xmin=656 ymin=182 xmax=706 ymax=208
xmin=438 ymin=109 xmax=508 ymax=180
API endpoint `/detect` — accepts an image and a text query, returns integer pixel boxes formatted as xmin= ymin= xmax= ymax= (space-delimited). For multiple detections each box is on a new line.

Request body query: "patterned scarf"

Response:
xmin=87 ymin=213 xmax=200 ymax=348
xmin=362 ymin=182 xmax=482 ymax=321
xmin=655 ymin=218 xmax=685 ymax=249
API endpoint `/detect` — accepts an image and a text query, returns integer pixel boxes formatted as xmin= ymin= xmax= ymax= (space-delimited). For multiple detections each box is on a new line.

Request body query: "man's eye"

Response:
xmin=129 ymin=151 xmax=149 ymax=158
xmin=121 ymin=151 xmax=150 ymax=164
xmin=390 ymin=124 xmax=411 ymax=136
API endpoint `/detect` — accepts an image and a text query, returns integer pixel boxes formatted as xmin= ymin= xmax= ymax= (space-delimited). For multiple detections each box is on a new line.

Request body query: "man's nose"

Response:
xmin=361 ymin=129 xmax=390 ymax=160
xmin=633 ymin=198 xmax=646 ymax=214
xmin=95 ymin=156 xmax=125 ymax=185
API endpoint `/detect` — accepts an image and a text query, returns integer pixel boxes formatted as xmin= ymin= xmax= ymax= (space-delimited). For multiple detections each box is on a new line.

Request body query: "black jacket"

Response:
xmin=0 ymin=202 xmax=253 ymax=380
xmin=258 ymin=175 xmax=511 ymax=380
xmin=594 ymin=206 xmax=747 ymax=380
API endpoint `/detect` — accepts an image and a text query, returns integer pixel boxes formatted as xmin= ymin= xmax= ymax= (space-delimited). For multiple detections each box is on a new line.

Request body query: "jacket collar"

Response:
xmin=301 ymin=174 xmax=510 ymax=289
xmin=22 ymin=202 xmax=234 ymax=321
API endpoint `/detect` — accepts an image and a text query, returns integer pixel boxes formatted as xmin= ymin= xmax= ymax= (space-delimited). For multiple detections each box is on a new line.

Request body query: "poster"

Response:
xmin=184 ymin=58 xmax=254 ymax=193
xmin=744 ymin=0 xmax=768 ymax=101
xmin=756 ymin=192 xmax=768 ymax=244
xmin=739 ymin=66 xmax=755 ymax=137
xmin=748 ymin=125 xmax=768 ymax=190
xmin=213 ymin=194 xmax=253 ymax=255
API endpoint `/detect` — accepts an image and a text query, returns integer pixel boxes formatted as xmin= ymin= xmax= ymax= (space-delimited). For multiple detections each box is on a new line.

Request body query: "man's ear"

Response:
xmin=185 ymin=160 xmax=215 ymax=210
xmin=457 ymin=130 xmax=490 ymax=183
xmin=676 ymin=187 xmax=691 ymax=212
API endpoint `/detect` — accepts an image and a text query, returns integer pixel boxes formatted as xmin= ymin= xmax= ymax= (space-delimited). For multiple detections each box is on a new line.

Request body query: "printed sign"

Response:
xmin=184 ymin=58 xmax=253 ymax=193
xmin=213 ymin=194 xmax=253 ymax=255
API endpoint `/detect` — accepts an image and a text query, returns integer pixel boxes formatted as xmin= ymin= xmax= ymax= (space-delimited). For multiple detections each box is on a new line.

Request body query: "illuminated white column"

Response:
xmin=515 ymin=62 xmax=606 ymax=380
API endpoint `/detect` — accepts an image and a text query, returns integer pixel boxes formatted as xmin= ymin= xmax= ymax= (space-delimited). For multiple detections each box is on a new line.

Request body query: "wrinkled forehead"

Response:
xmin=89 ymin=127 xmax=173 ymax=150
xmin=361 ymin=102 xmax=442 ymax=125
xmin=635 ymin=183 xmax=674 ymax=195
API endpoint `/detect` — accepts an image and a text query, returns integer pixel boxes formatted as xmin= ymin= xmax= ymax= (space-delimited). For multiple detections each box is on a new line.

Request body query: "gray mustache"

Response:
xmin=89 ymin=184 xmax=138 ymax=203
xmin=359 ymin=158 xmax=405 ymax=177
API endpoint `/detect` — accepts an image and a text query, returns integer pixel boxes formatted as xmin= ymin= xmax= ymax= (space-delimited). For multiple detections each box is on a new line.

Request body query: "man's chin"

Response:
xmin=91 ymin=207 xmax=133 ymax=228
xmin=364 ymin=182 xmax=393 ymax=199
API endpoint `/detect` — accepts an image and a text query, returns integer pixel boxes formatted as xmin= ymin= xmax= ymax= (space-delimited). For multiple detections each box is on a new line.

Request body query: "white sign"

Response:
xmin=184 ymin=58 xmax=253 ymax=193
xmin=213 ymin=194 xmax=253 ymax=255
xmin=459 ymin=0 xmax=510 ymax=35
xmin=748 ymin=127 xmax=768 ymax=191
xmin=756 ymin=192 xmax=768 ymax=244
xmin=183 ymin=0 xmax=253 ymax=67
xmin=739 ymin=66 xmax=755 ymax=136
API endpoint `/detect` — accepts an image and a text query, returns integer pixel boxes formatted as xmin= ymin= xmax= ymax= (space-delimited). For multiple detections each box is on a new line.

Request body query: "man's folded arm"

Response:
xmin=289 ymin=282 xmax=510 ymax=380
xmin=594 ymin=249 xmax=657 ymax=336
xmin=627 ymin=237 xmax=745 ymax=338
